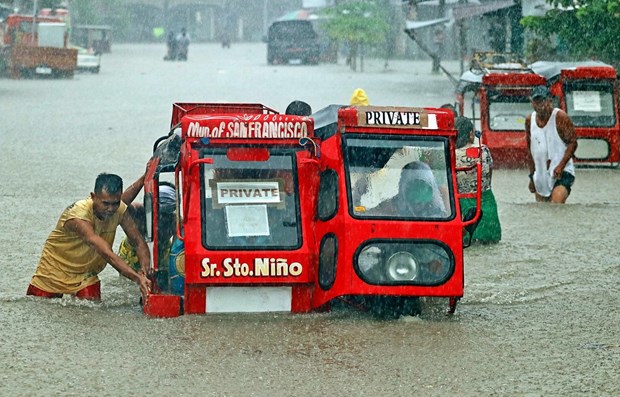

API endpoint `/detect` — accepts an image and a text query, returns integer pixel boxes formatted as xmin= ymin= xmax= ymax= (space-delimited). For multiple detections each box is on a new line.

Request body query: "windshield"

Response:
xmin=564 ymin=82 xmax=616 ymax=127
xmin=487 ymin=93 xmax=531 ymax=131
xmin=345 ymin=135 xmax=453 ymax=220
xmin=269 ymin=22 xmax=317 ymax=41
xmin=201 ymin=150 xmax=301 ymax=249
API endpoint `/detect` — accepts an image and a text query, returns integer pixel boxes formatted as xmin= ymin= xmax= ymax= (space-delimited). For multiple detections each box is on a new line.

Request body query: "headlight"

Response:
xmin=358 ymin=245 xmax=381 ymax=273
xmin=386 ymin=252 xmax=418 ymax=281
xmin=355 ymin=241 xmax=453 ymax=285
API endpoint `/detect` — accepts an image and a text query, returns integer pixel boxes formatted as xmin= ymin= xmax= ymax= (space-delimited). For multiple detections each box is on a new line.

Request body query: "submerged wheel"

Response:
xmin=366 ymin=296 xmax=421 ymax=320
xmin=401 ymin=297 xmax=422 ymax=317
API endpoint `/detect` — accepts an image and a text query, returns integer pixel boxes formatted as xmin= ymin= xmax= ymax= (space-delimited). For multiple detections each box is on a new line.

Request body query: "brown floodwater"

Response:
xmin=0 ymin=43 xmax=618 ymax=397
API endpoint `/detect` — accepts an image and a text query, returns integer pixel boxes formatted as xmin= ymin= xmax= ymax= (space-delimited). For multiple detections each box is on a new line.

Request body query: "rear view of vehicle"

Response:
xmin=457 ymin=54 xmax=620 ymax=168
xmin=311 ymin=105 xmax=481 ymax=317
xmin=456 ymin=55 xmax=546 ymax=168
xmin=531 ymin=61 xmax=620 ymax=166
xmin=71 ymin=45 xmax=101 ymax=73
xmin=266 ymin=20 xmax=320 ymax=65
xmin=0 ymin=14 xmax=77 ymax=79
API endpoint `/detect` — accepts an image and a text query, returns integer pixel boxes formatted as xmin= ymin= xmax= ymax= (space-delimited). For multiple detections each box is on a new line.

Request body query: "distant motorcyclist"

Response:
xmin=176 ymin=28 xmax=190 ymax=61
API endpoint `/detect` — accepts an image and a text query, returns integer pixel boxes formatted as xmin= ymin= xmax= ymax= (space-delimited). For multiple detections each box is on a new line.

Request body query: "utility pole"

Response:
xmin=263 ymin=0 xmax=269 ymax=37
xmin=430 ymin=0 xmax=446 ymax=73
xmin=31 ymin=0 xmax=38 ymax=44
xmin=457 ymin=0 xmax=467 ymax=74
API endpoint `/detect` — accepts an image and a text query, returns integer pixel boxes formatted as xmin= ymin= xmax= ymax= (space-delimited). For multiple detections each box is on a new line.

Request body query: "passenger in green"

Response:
xmin=454 ymin=117 xmax=502 ymax=243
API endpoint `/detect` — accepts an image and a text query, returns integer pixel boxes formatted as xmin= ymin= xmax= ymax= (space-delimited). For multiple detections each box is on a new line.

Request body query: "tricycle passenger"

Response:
xmin=285 ymin=100 xmax=312 ymax=116
xmin=368 ymin=161 xmax=447 ymax=218
xmin=117 ymin=172 xmax=176 ymax=285
xmin=455 ymin=117 xmax=502 ymax=243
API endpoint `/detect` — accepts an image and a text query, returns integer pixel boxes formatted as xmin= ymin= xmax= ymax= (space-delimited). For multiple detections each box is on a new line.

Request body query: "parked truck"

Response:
xmin=0 ymin=14 xmax=77 ymax=79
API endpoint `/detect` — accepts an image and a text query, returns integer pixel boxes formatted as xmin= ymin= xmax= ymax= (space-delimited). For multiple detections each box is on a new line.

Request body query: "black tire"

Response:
xmin=367 ymin=296 xmax=400 ymax=320
xmin=401 ymin=297 xmax=422 ymax=316
xmin=19 ymin=68 xmax=33 ymax=79
xmin=57 ymin=70 xmax=74 ymax=79
xmin=367 ymin=296 xmax=421 ymax=320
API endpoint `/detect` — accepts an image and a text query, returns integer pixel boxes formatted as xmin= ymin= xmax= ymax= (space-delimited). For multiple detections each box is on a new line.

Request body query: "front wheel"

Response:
xmin=366 ymin=296 xmax=421 ymax=319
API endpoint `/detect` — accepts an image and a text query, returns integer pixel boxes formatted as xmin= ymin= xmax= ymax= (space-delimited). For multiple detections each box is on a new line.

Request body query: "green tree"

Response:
xmin=70 ymin=0 xmax=129 ymax=26
xmin=39 ymin=0 xmax=59 ymax=9
xmin=319 ymin=0 xmax=390 ymax=71
xmin=521 ymin=0 xmax=620 ymax=64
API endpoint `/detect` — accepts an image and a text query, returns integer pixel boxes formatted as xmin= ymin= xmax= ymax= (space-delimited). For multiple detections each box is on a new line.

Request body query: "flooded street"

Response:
xmin=1 ymin=43 xmax=619 ymax=396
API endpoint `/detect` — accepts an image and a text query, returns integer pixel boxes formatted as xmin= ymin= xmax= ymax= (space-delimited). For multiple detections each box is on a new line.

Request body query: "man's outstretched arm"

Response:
xmin=64 ymin=218 xmax=151 ymax=297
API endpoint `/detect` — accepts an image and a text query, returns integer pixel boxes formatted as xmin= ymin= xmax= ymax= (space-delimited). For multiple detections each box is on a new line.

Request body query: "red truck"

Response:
xmin=0 ymin=14 xmax=77 ymax=78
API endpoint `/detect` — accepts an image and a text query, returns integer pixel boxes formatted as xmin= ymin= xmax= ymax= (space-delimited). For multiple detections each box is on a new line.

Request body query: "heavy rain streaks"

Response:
xmin=0 ymin=40 xmax=619 ymax=397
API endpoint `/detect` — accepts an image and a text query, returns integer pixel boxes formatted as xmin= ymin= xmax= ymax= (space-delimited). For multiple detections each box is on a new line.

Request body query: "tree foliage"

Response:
xmin=319 ymin=0 xmax=390 ymax=45
xmin=521 ymin=0 xmax=620 ymax=63
xmin=319 ymin=0 xmax=390 ymax=71
xmin=70 ymin=0 xmax=129 ymax=26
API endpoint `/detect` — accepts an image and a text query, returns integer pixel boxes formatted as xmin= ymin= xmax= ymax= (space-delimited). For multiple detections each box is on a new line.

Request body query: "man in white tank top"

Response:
xmin=525 ymin=86 xmax=577 ymax=203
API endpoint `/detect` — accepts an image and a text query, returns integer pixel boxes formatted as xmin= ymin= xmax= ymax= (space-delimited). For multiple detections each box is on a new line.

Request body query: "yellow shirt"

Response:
xmin=31 ymin=198 xmax=128 ymax=294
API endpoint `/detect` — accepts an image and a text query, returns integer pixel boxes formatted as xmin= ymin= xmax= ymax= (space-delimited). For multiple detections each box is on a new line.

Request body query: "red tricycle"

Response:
xmin=141 ymin=103 xmax=482 ymax=318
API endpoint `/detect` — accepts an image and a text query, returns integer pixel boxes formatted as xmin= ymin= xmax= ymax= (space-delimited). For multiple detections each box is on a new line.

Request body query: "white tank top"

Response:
xmin=530 ymin=108 xmax=575 ymax=197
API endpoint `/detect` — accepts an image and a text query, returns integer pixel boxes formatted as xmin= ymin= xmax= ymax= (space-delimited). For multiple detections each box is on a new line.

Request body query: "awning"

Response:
xmin=406 ymin=0 xmax=516 ymax=31
xmin=452 ymin=0 xmax=515 ymax=21
xmin=529 ymin=61 xmax=613 ymax=80
xmin=74 ymin=24 xmax=113 ymax=31
xmin=276 ymin=9 xmax=321 ymax=22
xmin=405 ymin=17 xmax=451 ymax=31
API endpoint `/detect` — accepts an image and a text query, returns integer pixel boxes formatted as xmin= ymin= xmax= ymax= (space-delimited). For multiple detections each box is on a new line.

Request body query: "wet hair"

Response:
xmin=440 ymin=103 xmax=458 ymax=116
xmin=94 ymin=173 xmax=123 ymax=195
xmin=285 ymin=100 xmax=312 ymax=116
xmin=455 ymin=116 xmax=474 ymax=149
